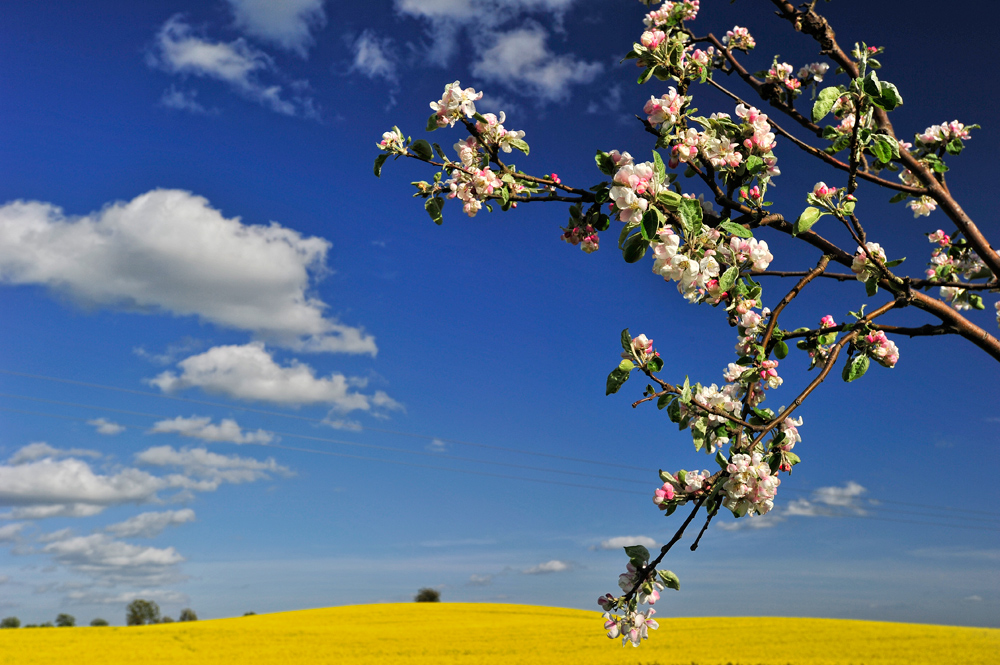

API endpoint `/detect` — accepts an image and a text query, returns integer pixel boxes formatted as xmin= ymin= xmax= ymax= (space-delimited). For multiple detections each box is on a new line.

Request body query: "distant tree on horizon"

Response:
xmin=90 ymin=618 xmax=109 ymax=627
xmin=0 ymin=616 xmax=19 ymax=629
xmin=178 ymin=608 xmax=198 ymax=622
xmin=415 ymin=588 xmax=441 ymax=602
xmin=55 ymin=613 xmax=75 ymax=627
xmin=126 ymin=599 xmax=161 ymax=626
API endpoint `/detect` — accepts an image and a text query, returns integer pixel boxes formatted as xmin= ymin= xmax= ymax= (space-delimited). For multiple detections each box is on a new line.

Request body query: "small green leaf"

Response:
xmin=888 ymin=192 xmax=909 ymax=204
xmin=424 ymin=197 xmax=444 ymax=225
xmin=658 ymin=189 xmax=683 ymax=209
xmin=619 ymin=359 xmax=635 ymax=372
xmin=647 ymin=356 xmax=663 ymax=372
xmin=622 ymin=233 xmax=649 ymax=263
xmin=638 ymin=66 xmax=656 ymax=85
xmin=624 ymin=545 xmax=650 ymax=564
xmin=794 ymin=206 xmax=822 ymax=236
xmin=745 ymin=155 xmax=764 ymax=173
xmin=865 ymin=276 xmax=879 ymax=297
xmin=508 ymin=138 xmax=530 ymax=155
xmin=641 ymin=208 xmax=660 ymax=241
xmin=812 ymin=86 xmax=842 ymax=123
xmin=657 ymin=569 xmax=680 ymax=591
xmin=426 ymin=113 xmax=440 ymax=132
xmin=842 ymin=353 xmax=870 ymax=382
xmin=715 ymin=450 xmax=728 ymax=470
xmin=652 ymin=151 xmax=667 ymax=184
xmin=717 ymin=266 xmax=738 ymax=295
xmin=373 ymin=153 xmax=389 ymax=178
xmin=884 ymin=257 xmax=906 ymax=268
xmin=718 ymin=221 xmax=752 ymax=238
xmin=657 ymin=394 xmax=672 ymax=410
xmin=970 ymin=294 xmax=985 ymax=310
xmin=871 ymin=140 xmax=892 ymax=164
xmin=595 ymin=151 xmax=615 ymax=175
xmin=678 ymin=198 xmax=703 ymax=236
xmin=785 ymin=451 xmax=801 ymax=466
xmin=774 ymin=340 xmax=789 ymax=359
xmin=680 ymin=376 xmax=691 ymax=403
xmin=621 ymin=328 xmax=633 ymax=353
xmin=410 ymin=139 xmax=434 ymax=160
xmin=606 ymin=367 xmax=631 ymax=395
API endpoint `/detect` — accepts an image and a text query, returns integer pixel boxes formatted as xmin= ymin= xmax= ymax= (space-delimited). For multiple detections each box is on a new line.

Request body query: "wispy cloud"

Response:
xmin=593 ymin=535 xmax=656 ymax=551
xmin=87 ymin=419 xmax=125 ymax=436
xmin=522 ymin=559 xmax=571 ymax=574
xmin=150 ymin=416 xmax=274 ymax=445
xmin=148 ymin=16 xmax=316 ymax=117
xmin=226 ymin=0 xmax=326 ymax=58
xmin=105 ymin=510 xmax=196 ymax=539
xmin=159 ymin=85 xmax=217 ymax=115
xmin=351 ymin=31 xmax=397 ymax=82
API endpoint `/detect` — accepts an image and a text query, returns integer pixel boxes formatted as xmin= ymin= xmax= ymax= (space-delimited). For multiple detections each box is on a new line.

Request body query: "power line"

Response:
xmin=0 ymin=369 xmax=649 ymax=471
xmin=2 ymin=404 xmax=998 ymax=533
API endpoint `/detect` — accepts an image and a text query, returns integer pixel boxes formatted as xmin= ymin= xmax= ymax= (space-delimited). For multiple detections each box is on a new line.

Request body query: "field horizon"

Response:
xmin=1 ymin=602 xmax=997 ymax=664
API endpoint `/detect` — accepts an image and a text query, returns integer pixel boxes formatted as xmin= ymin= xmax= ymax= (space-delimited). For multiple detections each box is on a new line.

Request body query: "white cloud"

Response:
xmin=0 ymin=443 xmax=286 ymax=519
xmin=42 ymin=533 xmax=185 ymax=587
xmin=226 ymin=0 xmax=326 ymax=57
xmin=149 ymin=16 xmax=315 ymax=117
xmin=66 ymin=588 xmax=189 ymax=606
xmin=150 ymin=415 xmax=273 ymax=445
xmin=715 ymin=514 xmax=782 ymax=531
xmin=522 ymin=559 xmax=571 ymax=574
xmin=105 ymin=510 xmax=196 ymax=538
xmin=159 ymin=85 xmax=216 ymax=115
xmin=0 ymin=189 xmax=376 ymax=354
xmin=149 ymin=343 xmax=396 ymax=411
xmin=468 ymin=574 xmax=493 ymax=586
xmin=965 ymin=595 xmax=984 ymax=602
xmin=88 ymin=419 xmax=125 ymax=436
xmin=595 ymin=535 xmax=657 ymax=551
xmin=8 ymin=442 xmax=100 ymax=465
xmin=351 ymin=30 xmax=397 ymax=81
xmin=396 ymin=0 xmax=578 ymax=69
xmin=426 ymin=438 xmax=447 ymax=453
xmin=471 ymin=26 xmax=603 ymax=102
xmin=0 ymin=523 xmax=25 ymax=542
xmin=135 ymin=445 xmax=292 ymax=485
xmin=813 ymin=481 xmax=867 ymax=507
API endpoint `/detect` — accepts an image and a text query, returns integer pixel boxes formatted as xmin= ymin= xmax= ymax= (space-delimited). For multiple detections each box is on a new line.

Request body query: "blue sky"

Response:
xmin=0 ymin=0 xmax=997 ymax=628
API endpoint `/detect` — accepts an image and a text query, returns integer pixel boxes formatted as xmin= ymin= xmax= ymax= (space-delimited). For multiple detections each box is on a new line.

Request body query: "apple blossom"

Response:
xmin=722 ymin=26 xmax=755 ymax=51
xmin=851 ymin=242 xmax=887 ymax=282
xmin=429 ymin=81 xmax=483 ymax=128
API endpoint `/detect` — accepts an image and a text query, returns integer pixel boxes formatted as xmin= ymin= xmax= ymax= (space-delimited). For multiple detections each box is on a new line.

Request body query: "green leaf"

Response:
xmin=680 ymin=376 xmax=691 ymax=403
xmin=619 ymin=359 xmax=635 ymax=372
xmin=640 ymin=208 xmax=661 ymax=241
xmin=715 ymin=450 xmax=728 ymax=470
xmin=945 ymin=138 xmax=964 ymax=155
xmin=508 ymin=138 xmax=530 ymax=155
xmin=745 ymin=155 xmax=763 ymax=173
xmin=638 ymin=66 xmax=656 ymax=85
xmin=774 ymin=340 xmax=789 ymax=359
xmin=862 ymin=71 xmax=882 ymax=98
xmin=884 ymin=257 xmax=906 ymax=268
xmin=718 ymin=221 xmax=752 ymax=238
xmin=652 ymin=151 xmax=667 ymax=184
xmin=666 ymin=397 xmax=682 ymax=423
xmin=622 ymin=233 xmax=649 ymax=263
xmin=657 ymin=569 xmax=680 ymax=591
xmin=793 ymin=206 xmax=822 ymax=236
xmin=606 ymin=367 xmax=631 ymax=395
xmin=621 ymin=328 xmax=633 ymax=353
xmin=812 ymin=86 xmax=842 ymax=123
xmin=619 ymin=221 xmax=639 ymax=249
xmin=594 ymin=214 xmax=611 ymax=232
xmin=657 ymin=394 xmax=672 ymax=410
xmin=624 ymin=545 xmax=650 ymax=564
xmin=658 ymin=189 xmax=683 ymax=210
xmin=785 ymin=451 xmax=801 ymax=466
xmin=717 ymin=266 xmax=738 ymax=295
xmin=424 ymin=197 xmax=444 ymax=225
xmin=647 ymin=356 xmax=664 ymax=372
xmin=970 ymin=294 xmax=985 ymax=310
xmin=873 ymin=81 xmax=902 ymax=111
xmin=865 ymin=276 xmax=879 ymax=297
xmin=677 ymin=198 xmax=703 ymax=236
xmin=888 ymin=191 xmax=909 ymax=204
xmin=842 ymin=353 xmax=870 ymax=382
xmin=410 ymin=139 xmax=434 ymax=160
xmin=373 ymin=153 xmax=389 ymax=178
xmin=426 ymin=113 xmax=440 ymax=132
xmin=595 ymin=151 xmax=615 ymax=175
xmin=871 ymin=140 xmax=892 ymax=164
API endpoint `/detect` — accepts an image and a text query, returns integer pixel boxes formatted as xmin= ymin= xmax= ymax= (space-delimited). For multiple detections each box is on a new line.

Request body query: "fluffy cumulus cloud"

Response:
xmin=148 ymin=342 xmax=401 ymax=412
xmin=42 ymin=533 xmax=186 ymax=587
xmin=471 ymin=26 xmax=603 ymax=102
xmin=595 ymin=535 xmax=657 ymax=551
xmin=148 ymin=16 xmax=316 ymax=117
xmin=135 ymin=445 xmax=292 ymax=485
xmin=0 ymin=189 xmax=376 ymax=354
xmin=522 ymin=559 xmax=571 ymax=574
xmin=226 ymin=0 xmax=326 ymax=57
xmin=352 ymin=30 xmax=397 ymax=81
xmin=105 ymin=509 xmax=196 ymax=539
xmin=0 ymin=443 xmax=288 ymax=519
xmin=8 ymin=442 xmax=100 ymax=465
xmin=394 ymin=0 xmax=600 ymax=103
xmin=88 ymin=418 xmax=125 ymax=436
xmin=785 ymin=481 xmax=868 ymax=517
xmin=150 ymin=416 xmax=274 ymax=445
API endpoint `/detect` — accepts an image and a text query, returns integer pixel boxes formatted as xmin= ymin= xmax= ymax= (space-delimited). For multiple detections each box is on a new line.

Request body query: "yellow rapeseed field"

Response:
xmin=1 ymin=603 xmax=996 ymax=665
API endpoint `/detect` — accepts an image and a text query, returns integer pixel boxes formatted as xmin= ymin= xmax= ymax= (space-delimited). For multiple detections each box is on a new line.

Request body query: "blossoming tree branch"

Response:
xmin=375 ymin=0 xmax=999 ymax=647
